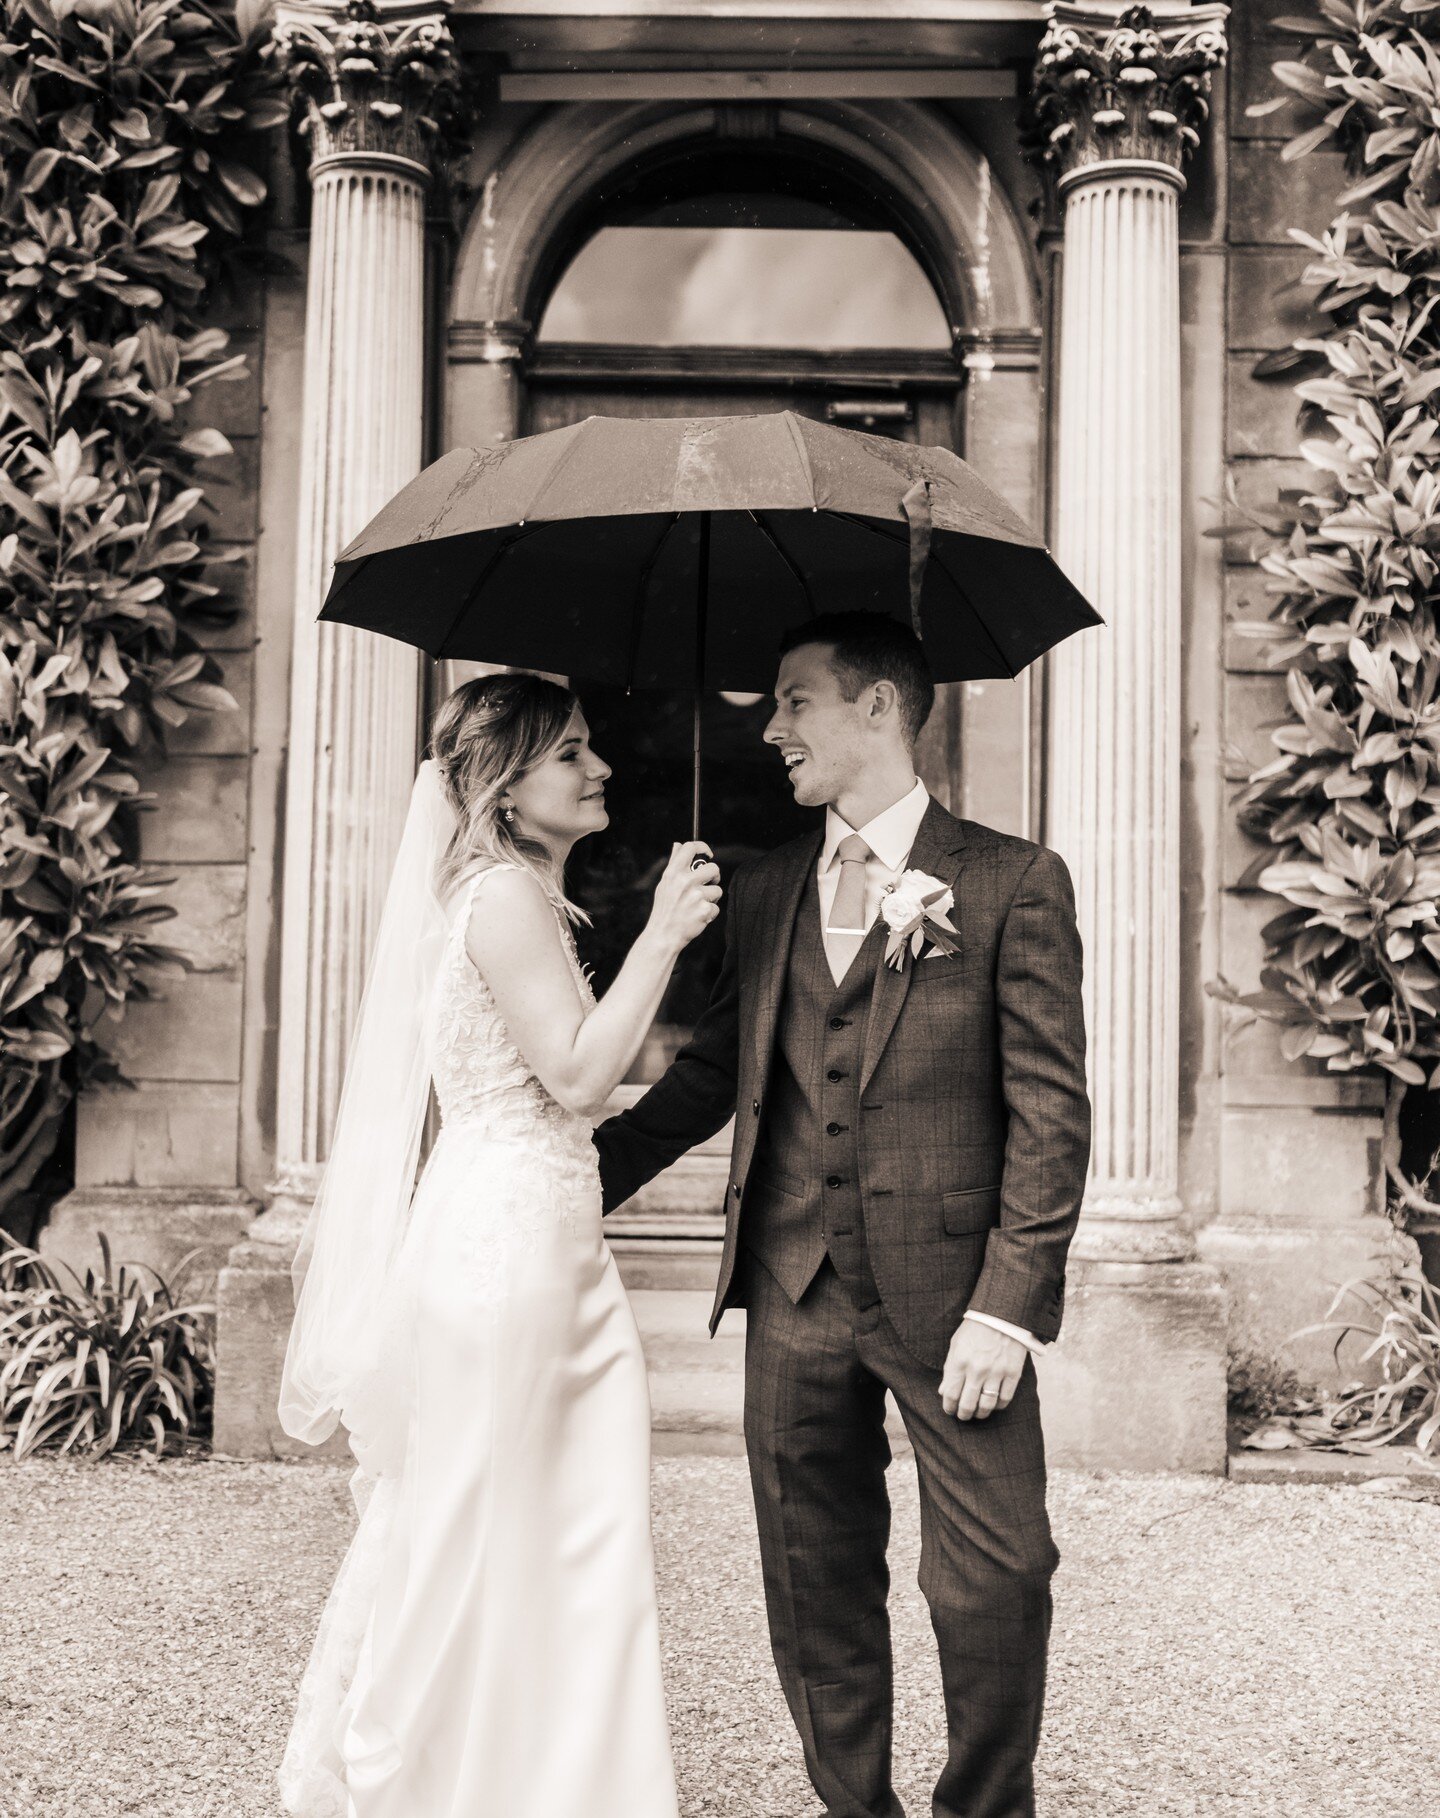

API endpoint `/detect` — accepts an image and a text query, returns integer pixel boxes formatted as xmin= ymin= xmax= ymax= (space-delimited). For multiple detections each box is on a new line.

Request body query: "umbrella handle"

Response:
xmin=691 ymin=690 xmax=702 ymax=844
xmin=691 ymin=512 xmax=710 ymax=844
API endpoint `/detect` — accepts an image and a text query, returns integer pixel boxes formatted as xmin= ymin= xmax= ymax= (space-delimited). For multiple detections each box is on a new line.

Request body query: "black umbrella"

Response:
xmin=322 ymin=412 xmax=1102 ymax=835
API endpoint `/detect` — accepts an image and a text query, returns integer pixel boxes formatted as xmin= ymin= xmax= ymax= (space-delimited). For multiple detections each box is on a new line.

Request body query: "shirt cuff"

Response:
xmin=962 ymin=1310 xmax=1047 ymax=1355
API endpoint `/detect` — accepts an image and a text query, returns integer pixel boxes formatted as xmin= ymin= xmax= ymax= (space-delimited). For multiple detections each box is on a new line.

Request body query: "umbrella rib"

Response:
xmin=433 ymin=523 xmax=548 ymax=660
xmin=320 ymin=551 xmax=374 ymax=616
xmin=520 ymin=417 xmax=597 ymax=523
xmin=746 ymin=512 xmax=815 ymax=616
xmin=827 ymin=512 xmax=1020 ymax=678
xmin=780 ymin=411 xmax=818 ymax=505
xmin=929 ymin=546 xmax=1020 ymax=679
xmin=830 ymin=511 xmax=908 ymax=548
xmin=625 ymin=513 xmax=683 ymax=692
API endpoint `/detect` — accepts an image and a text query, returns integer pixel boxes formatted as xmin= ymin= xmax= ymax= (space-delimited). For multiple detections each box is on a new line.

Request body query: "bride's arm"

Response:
xmin=464 ymin=845 xmax=721 ymax=1119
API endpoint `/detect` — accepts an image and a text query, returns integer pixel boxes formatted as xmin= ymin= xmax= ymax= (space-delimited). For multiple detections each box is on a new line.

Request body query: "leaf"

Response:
xmin=1243 ymin=1421 xmax=1301 ymax=1450
xmin=1253 ymin=345 xmax=1325 ymax=380
xmin=1283 ymin=121 xmax=1338 ymax=162
xmin=133 ymin=174 xmax=181 ymax=230
xmin=235 ymin=0 xmax=278 ymax=37
xmin=213 ymin=160 xmax=266 ymax=209
xmin=20 ymin=149 xmax=62 ymax=195
xmin=178 ymin=428 xmax=232 ymax=460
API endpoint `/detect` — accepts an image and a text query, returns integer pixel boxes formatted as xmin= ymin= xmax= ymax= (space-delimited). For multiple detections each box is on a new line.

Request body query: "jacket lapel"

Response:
xmin=750 ymin=830 xmax=822 ymax=1086
xmin=859 ymin=799 xmax=969 ymax=1092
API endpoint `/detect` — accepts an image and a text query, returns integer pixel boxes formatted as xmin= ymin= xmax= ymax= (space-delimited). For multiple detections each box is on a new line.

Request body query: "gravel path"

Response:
xmin=0 ymin=1456 xmax=1434 ymax=1818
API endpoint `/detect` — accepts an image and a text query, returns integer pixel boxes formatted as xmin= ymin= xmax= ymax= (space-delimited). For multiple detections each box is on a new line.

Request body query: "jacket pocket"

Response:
xmin=748 ymin=1163 xmax=805 ymax=1202
xmin=942 ymin=1184 xmax=1001 ymax=1235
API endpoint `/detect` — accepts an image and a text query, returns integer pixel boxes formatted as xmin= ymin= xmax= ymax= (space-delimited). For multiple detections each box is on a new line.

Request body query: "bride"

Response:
xmin=275 ymin=672 xmax=721 ymax=1818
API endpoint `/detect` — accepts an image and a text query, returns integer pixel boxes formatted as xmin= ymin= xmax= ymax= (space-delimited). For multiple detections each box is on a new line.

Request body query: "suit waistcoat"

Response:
xmin=744 ymin=879 xmax=884 ymax=1306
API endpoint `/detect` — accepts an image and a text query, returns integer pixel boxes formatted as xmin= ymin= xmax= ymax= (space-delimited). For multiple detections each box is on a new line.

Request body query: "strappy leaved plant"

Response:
xmin=0 ymin=1232 xmax=213 ymax=1457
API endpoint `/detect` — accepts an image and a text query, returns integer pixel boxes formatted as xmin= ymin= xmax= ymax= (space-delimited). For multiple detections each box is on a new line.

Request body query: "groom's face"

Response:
xmin=766 ymin=641 xmax=875 ymax=811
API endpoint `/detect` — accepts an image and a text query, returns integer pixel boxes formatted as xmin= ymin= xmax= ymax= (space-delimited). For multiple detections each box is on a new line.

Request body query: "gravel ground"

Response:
xmin=0 ymin=1456 xmax=1435 ymax=1818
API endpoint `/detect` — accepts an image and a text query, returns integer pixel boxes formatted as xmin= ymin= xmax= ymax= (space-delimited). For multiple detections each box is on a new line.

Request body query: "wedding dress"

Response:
xmin=278 ymin=866 xmax=679 ymax=1818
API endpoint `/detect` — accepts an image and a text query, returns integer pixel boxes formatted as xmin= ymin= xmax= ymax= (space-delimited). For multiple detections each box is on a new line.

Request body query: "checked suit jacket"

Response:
xmin=594 ymin=797 xmax=1092 ymax=1368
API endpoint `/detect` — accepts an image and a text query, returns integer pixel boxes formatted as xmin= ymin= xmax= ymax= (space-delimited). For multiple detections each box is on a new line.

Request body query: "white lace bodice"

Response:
xmin=425 ymin=867 xmax=598 ymax=1160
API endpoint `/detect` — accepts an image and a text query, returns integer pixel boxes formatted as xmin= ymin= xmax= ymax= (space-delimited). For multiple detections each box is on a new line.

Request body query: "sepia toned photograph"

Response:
xmin=2 ymin=1 xmax=1439 ymax=1814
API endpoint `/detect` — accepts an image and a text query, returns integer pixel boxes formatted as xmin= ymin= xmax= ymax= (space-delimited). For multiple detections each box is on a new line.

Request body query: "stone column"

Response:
xmin=215 ymin=0 xmax=462 ymax=1456
xmin=1022 ymin=2 xmax=1231 ymax=1469
xmin=441 ymin=319 xmax=528 ymax=693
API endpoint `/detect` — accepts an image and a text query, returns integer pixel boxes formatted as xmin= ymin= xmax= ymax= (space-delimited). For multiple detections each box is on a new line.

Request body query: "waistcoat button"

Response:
xmin=826 ymin=1121 xmax=843 ymax=1136
xmin=827 ymin=1067 xmax=845 ymax=1082
xmin=829 ymin=1017 xmax=846 ymax=1030
xmin=826 ymin=1175 xmax=843 ymax=1189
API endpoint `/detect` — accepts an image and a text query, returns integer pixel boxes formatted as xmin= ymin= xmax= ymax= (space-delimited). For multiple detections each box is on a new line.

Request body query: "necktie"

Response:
xmin=827 ymin=833 xmax=872 ymax=934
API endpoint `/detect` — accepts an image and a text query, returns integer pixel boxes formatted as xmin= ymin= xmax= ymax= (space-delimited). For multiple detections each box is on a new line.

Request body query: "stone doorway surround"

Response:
xmin=61 ymin=0 xmax=1250 ymax=1473
xmin=442 ymin=84 xmax=1049 ymax=1303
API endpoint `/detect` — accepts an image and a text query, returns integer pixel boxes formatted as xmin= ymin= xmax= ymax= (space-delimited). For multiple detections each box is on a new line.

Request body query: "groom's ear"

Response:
xmin=868 ymin=679 xmax=900 ymax=725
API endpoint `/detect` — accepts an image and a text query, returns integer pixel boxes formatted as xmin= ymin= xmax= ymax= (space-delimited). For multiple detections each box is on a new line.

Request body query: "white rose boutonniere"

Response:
xmin=880 ymin=870 xmax=959 ymax=971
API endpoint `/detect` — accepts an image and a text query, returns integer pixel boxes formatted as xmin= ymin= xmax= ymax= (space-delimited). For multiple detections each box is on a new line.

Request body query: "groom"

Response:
xmin=595 ymin=611 xmax=1090 ymax=1818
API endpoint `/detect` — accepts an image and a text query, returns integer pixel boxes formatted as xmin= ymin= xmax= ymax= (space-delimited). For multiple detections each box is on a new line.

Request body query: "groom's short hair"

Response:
xmin=778 ymin=611 xmax=935 ymax=747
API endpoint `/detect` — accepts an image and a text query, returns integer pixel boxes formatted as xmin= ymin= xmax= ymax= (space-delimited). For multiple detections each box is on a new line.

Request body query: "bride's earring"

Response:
xmin=502 ymin=804 xmax=516 ymax=825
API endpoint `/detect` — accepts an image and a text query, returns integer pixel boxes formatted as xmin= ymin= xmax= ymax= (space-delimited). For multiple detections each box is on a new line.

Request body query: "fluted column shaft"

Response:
xmin=273 ymin=157 xmax=429 ymax=1186
xmin=1026 ymin=3 xmax=1227 ymax=1263
xmin=1048 ymin=159 xmax=1186 ymax=1260
xmin=267 ymin=2 xmax=460 ymax=1197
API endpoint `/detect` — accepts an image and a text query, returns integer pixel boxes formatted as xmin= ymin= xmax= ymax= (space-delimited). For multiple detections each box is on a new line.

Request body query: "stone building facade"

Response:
xmin=41 ymin=0 xmax=1393 ymax=1471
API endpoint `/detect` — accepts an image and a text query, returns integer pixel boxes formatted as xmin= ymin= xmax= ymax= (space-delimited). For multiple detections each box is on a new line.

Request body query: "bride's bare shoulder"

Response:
xmin=461 ymin=865 xmax=567 ymax=964
xmin=461 ymin=861 xmax=543 ymax=907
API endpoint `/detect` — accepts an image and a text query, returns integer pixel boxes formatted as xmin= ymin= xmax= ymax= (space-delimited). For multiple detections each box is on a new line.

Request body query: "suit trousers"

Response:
xmin=741 ymin=1254 xmax=1058 ymax=1818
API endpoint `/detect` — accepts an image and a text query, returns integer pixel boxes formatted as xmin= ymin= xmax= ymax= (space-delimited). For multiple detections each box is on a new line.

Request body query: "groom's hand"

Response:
xmin=940 ymin=1319 xmax=1027 ymax=1421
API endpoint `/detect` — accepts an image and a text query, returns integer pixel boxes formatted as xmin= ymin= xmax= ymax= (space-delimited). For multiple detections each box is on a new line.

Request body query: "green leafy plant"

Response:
xmin=1243 ymin=1256 xmax=1440 ymax=1461
xmin=1213 ymin=1 xmax=1440 ymax=1217
xmin=0 ymin=0 xmax=283 ymax=1235
xmin=0 ymin=1232 xmax=213 ymax=1458
xmin=1227 ymin=1345 xmax=1310 ymax=1431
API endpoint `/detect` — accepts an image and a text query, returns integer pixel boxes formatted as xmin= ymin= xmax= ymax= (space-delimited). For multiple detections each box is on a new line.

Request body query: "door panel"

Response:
xmin=524 ymin=380 xmax=934 ymax=442
xmin=520 ymin=368 xmax=964 ymax=1074
xmin=439 ymin=345 xmax=1043 ymax=1078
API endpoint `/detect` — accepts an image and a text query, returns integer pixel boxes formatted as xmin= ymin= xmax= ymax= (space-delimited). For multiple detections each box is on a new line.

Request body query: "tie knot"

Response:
xmin=836 ymin=833 xmax=870 ymax=866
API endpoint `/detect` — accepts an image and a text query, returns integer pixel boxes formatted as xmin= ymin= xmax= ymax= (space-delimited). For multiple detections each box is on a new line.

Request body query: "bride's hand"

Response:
xmin=645 ymin=842 xmax=722 ymax=954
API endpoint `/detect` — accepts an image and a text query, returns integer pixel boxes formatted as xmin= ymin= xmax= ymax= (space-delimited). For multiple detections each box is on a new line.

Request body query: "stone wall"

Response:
xmin=1197 ymin=0 xmax=1390 ymax=1389
xmin=40 ymin=141 xmax=304 ymax=1300
xmin=41 ymin=4 xmax=1398 ymax=1426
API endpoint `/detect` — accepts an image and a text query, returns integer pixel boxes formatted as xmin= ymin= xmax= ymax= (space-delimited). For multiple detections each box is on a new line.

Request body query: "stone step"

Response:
xmin=637 ymin=1293 xmax=746 ymax=1454
xmin=649 ymin=1368 xmax=744 ymax=1435
xmin=635 ymin=1290 xmax=912 ymax=1456
xmin=647 ymin=1368 xmax=913 ymax=1457
xmin=612 ymin=1241 xmax=725 ymax=1293
xmin=632 ymin=1288 xmax=744 ymax=1371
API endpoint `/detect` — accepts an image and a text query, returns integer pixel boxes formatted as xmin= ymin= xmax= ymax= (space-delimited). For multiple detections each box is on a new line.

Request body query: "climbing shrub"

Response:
xmin=0 ymin=0 xmax=282 ymax=1232
xmin=1218 ymin=0 xmax=1440 ymax=1214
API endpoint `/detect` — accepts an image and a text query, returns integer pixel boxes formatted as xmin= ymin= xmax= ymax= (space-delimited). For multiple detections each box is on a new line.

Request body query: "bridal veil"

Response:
xmin=277 ymin=758 xmax=456 ymax=1476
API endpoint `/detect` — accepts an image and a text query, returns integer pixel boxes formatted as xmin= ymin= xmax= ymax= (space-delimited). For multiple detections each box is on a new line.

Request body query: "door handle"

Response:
xmin=826 ymin=400 xmax=913 ymax=427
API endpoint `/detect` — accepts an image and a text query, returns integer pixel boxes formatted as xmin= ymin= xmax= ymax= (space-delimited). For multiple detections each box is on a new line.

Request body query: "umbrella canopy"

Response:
xmin=321 ymin=412 xmax=1101 ymax=694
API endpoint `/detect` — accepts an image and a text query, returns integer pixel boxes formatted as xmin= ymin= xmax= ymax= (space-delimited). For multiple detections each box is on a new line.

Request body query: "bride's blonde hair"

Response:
xmin=429 ymin=673 xmax=589 ymax=925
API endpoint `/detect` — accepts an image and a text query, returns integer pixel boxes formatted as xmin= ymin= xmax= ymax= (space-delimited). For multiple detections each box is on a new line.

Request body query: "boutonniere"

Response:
xmin=880 ymin=871 xmax=960 ymax=971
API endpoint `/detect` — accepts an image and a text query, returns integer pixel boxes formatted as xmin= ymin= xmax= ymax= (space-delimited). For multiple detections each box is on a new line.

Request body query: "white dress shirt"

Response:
xmin=816 ymin=779 xmax=1044 ymax=1358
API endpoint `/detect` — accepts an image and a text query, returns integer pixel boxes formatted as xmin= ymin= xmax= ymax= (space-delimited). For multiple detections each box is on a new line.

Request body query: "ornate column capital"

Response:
xmin=1024 ymin=3 xmax=1228 ymax=197
xmin=268 ymin=0 xmax=464 ymax=182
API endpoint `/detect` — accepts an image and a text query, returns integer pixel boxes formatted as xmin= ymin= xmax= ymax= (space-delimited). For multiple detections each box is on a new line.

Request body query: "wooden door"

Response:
xmin=522 ymin=347 xmax=965 ymax=1077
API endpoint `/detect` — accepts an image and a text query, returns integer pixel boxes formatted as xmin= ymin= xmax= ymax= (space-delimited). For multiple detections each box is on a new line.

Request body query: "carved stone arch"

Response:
xmin=449 ymin=99 xmax=1039 ymax=343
